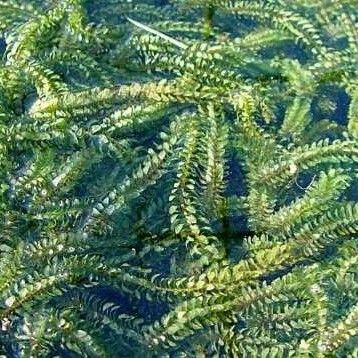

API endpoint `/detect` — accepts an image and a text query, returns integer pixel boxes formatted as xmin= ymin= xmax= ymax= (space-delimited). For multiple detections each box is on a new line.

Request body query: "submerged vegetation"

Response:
xmin=0 ymin=0 xmax=357 ymax=356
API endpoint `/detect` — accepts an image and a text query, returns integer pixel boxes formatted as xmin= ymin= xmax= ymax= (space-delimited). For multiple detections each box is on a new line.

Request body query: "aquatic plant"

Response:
xmin=0 ymin=0 xmax=357 ymax=356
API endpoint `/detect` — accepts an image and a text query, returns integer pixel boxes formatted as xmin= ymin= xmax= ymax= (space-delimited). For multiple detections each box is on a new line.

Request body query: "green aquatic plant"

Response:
xmin=0 ymin=0 xmax=357 ymax=356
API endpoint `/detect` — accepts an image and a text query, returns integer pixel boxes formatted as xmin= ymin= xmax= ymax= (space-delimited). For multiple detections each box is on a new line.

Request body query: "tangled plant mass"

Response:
xmin=0 ymin=0 xmax=357 ymax=356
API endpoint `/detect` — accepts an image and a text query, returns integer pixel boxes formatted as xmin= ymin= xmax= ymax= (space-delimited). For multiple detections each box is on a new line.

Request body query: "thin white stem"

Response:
xmin=126 ymin=17 xmax=188 ymax=50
